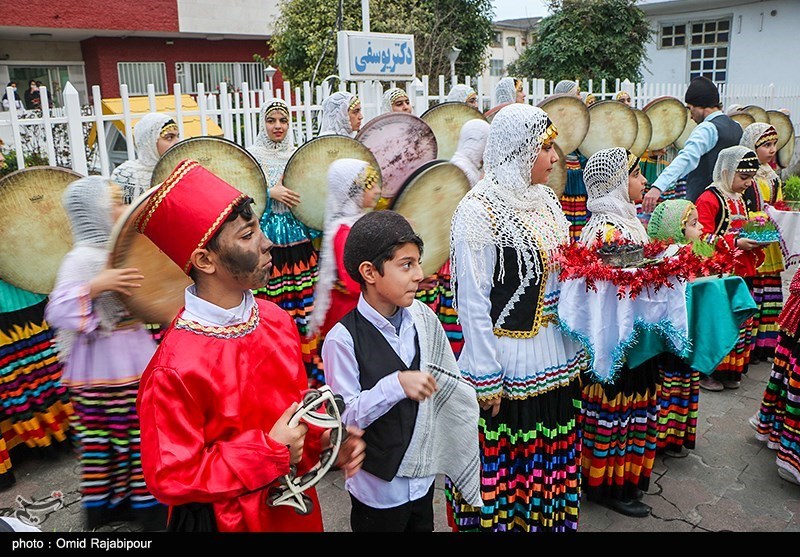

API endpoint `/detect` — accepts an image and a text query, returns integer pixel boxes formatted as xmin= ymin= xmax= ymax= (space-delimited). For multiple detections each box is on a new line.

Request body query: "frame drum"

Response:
xmin=389 ymin=160 xmax=470 ymax=276
xmin=283 ymin=136 xmax=382 ymax=232
xmin=767 ymin=110 xmax=794 ymax=151
xmin=420 ymin=102 xmax=486 ymax=160
xmin=109 ymin=186 xmax=192 ymax=325
xmin=356 ymin=112 xmax=437 ymax=201
xmin=777 ymin=132 xmax=795 ymax=170
xmin=484 ymin=102 xmax=512 ymax=123
xmin=151 ymin=136 xmax=269 ymax=219
xmin=743 ymin=105 xmax=770 ymax=124
xmin=643 ymin=96 xmax=687 ymax=151
xmin=547 ymin=144 xmax=567 ymax=199
xmin=578 ymin=100 xmax=638 ymax=158
xmin=630 ymin=108 xmax=653 ymax=157
xmin=730 ymin=111 xmax=755 ymax=130
xmin=0 ymin=166 xmax=82 ymax=293
xmin=537 ymin=93 xmax=590 ymax=155
xmin=673 ymin=108 xmax=697 ymax=150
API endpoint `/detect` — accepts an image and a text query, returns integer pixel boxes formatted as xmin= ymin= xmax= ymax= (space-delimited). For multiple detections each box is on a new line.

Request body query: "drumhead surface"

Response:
xmin=283 ymin=136 xmax=382 ymax=231
xmin=777 ymin=131 xmax=795 ymax=169
xmin=673 ymin=108 xmax=697 ymax=150
xmin=420 ymin=102 xmax=486 ymax=160
xmin=730 ymin=111 xmax=756 ymax=130
xmin=643 ymin=96 xmax=687 ymax=151
xmin=356 ymin=112 xmax=437 ymax=200
xmin=630 ymin=108 xmax=653 ymax=157
xmin=390 ymin=161 xmax=470 ymax=276
xmin=547 ymin=144 xmax=567 ymax=199
xmin=109 ymin=186 xmax=191 ymax=325
xmin=151 ymin=136 xmax=268 ymax=219
xmin=538 ymin=93 xmax=590 ymax=155
xmin=578 ymin=100 xmax=638 ymax=158
xmin=743 ymin=105 xmax=770 ymax=124
xmin=767 ymin=110 xmax=794 ymax=151
xmin=0 ymin=166 xmax=82 ymax=293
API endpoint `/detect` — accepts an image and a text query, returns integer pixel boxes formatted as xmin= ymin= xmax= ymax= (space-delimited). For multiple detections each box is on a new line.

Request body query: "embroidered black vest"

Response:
xmin=490 ymin=246 xmax=548 ymax=338
xmin=340 ymin=309 xmax=420 ymax=482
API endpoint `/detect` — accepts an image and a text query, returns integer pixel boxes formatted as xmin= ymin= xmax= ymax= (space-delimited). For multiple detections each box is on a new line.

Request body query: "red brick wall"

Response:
xmin=81 ymin=37 xmax=277 ymax=98
xmin=0 ymin=0 xmax=179 ymax=31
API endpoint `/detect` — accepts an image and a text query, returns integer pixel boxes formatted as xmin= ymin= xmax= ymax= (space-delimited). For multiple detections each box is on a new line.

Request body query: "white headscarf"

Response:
xmin=451 ymin=104 xmax=570 ymax=297
xmin=247 ymin=98 xmax=296 ymax=188
xmin=554 ymin=79 xmax=579 ymax=96
xmin=309 ymin=158 xmax=371 ymax=335
xmin=581 ymin=147 xmax=649 ymax=244
xmin=319 ymin=91 xmax=357 ymax=137
xmin=111 ymin=112 xmax=174 ymax=204
xmin=55 ymin=177 xmax=129 ymax=359
xmin=381 ymin=87 xmax=409 ymax=114
xmin=494 ymin=77 xmax=518 ymax=105
xmin=446 ymin=84 xmax=476 ymax=104
xmin=739 ymin=123 xmax=780 ymax=184
xmin=712 ymin=145 xmax=759 ymax=200
xmin=450 ymin=119 xmax=491 ymax=187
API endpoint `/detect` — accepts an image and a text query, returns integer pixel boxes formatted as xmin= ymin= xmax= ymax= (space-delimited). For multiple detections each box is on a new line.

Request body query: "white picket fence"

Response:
xmin=2 ymin=75 xmax=799 ymax=177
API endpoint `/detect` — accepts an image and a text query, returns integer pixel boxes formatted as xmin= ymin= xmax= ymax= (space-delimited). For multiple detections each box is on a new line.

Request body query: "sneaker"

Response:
xmin=699 ymin=376 xmax=724 ymax=392
xmin=778 ymin=466 xmax=800 ymax=486
xmin=748 ymin=414 xmax=760 ymax=431
xmin=722 ymin=379 xmax=741 ymax=389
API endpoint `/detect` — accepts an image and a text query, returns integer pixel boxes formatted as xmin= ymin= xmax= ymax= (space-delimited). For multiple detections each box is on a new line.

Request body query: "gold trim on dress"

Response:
xmin=175 ymin=303 xmax=260 ymax=338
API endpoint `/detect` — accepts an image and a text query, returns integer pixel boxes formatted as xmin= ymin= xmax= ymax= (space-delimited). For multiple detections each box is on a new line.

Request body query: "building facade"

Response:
xmin=0 ymin=0 xmax=281 ymax=106
xmin=480 ymin=17 xmax=540 ymax=84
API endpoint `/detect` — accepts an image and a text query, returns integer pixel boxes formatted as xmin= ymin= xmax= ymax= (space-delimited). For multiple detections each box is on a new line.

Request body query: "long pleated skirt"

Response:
xmin=656 ymin=354 xmax=699 ymax=453
xmin=580 ymin=359 xmax=660 ymax=501
xmin=751 ymin=273 xmax=783 ymax=360
xmin=435 ymin=261 xmax=463 ymax=359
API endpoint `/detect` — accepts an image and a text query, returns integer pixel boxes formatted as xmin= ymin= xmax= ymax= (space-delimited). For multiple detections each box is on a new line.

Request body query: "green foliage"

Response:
xmin=784 ymin=175 xmax=800 ymax=200
xmin=507 ymin=0 xmax=652 ymax=83
xmin=266 ymin=0 xmax=494 ymax=90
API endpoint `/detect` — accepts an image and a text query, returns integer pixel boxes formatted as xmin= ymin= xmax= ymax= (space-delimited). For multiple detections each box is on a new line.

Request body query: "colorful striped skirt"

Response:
xmin=561 ymin=160 xmax=589 ymax=242
xmin=751 ymin=273 xmax=783 ymax=359
xmin=0 ymin=300 xmax=73 ymax=488
xmin=69 ymin=382 xmax=161 ymax=515
xmin=445 ymin=378 xmax=583 ymax=532
xmin=656 ymin=354 xmax=699 ymax=453
xmin=435 ymin=261 xmax=463 ymax=359
xmin=772 ymin=326 xmax=800 ymax=483
xmin=580 ymin=360 xmax=660 ymax=501
xmin=253 ymin=240 xmax=323 ymax=387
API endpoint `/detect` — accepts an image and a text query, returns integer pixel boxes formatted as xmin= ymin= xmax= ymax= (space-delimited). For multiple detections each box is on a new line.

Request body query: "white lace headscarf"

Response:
xmin=494 ymin=77 xmax=518 ymax=105
xmin=381 ymin=87 xmax=409 ymax=114
xmin=581 ymin=147 xmax=649 ymax=244
xmin=55 ymin=177 xmax=129 ymax=359
xmin=309 ymin=158 xmax=371 ymax=335
xmin=446 ymin=84 xmax=476 ymax=104
xmin=111 ymin=112 xmax=175 ymax=204
xmin=450 ymin=119 xmax=491 ymax=187
xmin=319 ymin=91 xmax=357 ymax=137
xmin=739 ymin=123 xmax=780 ymax=184
xmin=554 ymin=79 xmax=579 ymax=96
xmin=712 ymin=145 xmax=759 ymax=200
xmin=451 ymin=104 xmax=570 ymax=302
xmin=247 ymin=98 xmax=296 ymax=188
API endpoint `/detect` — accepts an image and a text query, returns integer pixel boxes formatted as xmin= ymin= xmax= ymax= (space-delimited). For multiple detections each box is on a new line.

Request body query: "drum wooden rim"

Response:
xmin=673 ymin=108 xmax=697 ymax=150
xmin=0 ymin=166 xmax=82 ymax=293
xmin=767 ymin=109 xmax=794 ymax=151
xmin=420 ymin=102 xmax=486 ymax=160
xmin=630 ymin=108 xmax=653 ymax=157
xmin=484 ymin=102 xmax=512 ymax=123
xmin=777 ymin=131 xmax=795 ymax=169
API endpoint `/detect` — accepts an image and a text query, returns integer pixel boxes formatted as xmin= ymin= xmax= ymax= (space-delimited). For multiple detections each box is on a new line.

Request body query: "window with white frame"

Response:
xmin=176 ymin=62 xmax=266 ymax=94
xmin=506 ymin=36 xmax=516 ymax=47
xmin=688 ymin=19 xmax=730 ymax=83
xmin=490 ymin=59 xmax=504 ymax=76
xmin=117 ymin=62 xmax=168 ymax=95
xmin=491 ymin=32 xmax=502 ymax=48
xmin=660 ymin=23 xmax=686 ymax=48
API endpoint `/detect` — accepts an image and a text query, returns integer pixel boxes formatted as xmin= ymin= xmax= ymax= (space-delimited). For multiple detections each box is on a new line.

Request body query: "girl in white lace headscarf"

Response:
xmin=381 ymin=87 xmax=412 ymax=114
xmin=450 ymin=119 xmax=490 ymax=187
xmin=446 ymin=84 xmax=478 ymax=109
xmin=447 ymin=103 xmax=587 ymax=532
xmin=309 ymin=159 xmax=381 ymax=337
xmin=554 ymin=79 xmax=579 ymax=96
xmin=319 ymin=91 xmax=362 ymax=137
xmin=494 ymin=77 xmax=522 ymax=106
xmin=248 ymin=98 xmax=324 ymax=386
xmin=111 ymin=113 xmax=179 ymax=204
xmin=44 ymin=177 xmax=162 ymax=529
xmin=581 ymin=147 xmax=650 ymax=245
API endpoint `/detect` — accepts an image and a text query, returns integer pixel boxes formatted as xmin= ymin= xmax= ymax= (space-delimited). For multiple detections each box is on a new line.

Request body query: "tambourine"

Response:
xmin=266 ymin=386 xmax=345 ymax=515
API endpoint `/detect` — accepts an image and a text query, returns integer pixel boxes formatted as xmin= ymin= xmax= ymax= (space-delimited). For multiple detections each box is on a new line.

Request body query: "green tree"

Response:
xmin=507 ymin=0 xmax=652 ymax=83
xmin=266 ymin=0 xmax=494 ymax=89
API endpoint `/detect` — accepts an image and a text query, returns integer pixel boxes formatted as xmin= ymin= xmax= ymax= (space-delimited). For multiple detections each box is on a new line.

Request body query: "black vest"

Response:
xmin=686 ymin=114 xmax=743 ymax=202
xmin=489 ymin=246 xmax=546 ymax=334
xmin=340 ymin=309 xmax=420 ymax=482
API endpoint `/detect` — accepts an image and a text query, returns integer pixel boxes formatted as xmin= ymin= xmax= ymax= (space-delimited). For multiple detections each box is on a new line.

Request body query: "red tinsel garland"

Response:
xmin=556 ymin=239 xmax=740 ymax=300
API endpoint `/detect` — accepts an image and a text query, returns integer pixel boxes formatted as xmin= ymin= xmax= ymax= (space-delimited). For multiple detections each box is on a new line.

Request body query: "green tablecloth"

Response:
xmin=0 ymin=278 xmax=47 ymax=314
xmin=627 ymin=275 xmax=757 ymax=374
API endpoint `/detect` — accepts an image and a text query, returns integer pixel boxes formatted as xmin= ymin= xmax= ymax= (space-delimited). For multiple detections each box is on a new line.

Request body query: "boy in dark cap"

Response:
xmin=321 ymin=210 xmax=481 ymax=532
xmin=643 ymin=76 xmax=744 ymax=210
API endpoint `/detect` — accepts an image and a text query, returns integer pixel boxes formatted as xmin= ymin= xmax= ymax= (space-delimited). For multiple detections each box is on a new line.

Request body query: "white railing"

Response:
xmin=2 ymin=76 xmax=798 ymax=177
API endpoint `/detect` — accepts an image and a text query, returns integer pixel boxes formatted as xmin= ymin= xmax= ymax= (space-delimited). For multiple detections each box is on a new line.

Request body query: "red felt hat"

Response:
xmin=136 ymin=159 xmax=249 ymax=274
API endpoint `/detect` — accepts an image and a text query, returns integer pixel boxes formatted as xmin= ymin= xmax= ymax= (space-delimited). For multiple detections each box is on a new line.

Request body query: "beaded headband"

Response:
xmin=359 ymin=165 xmax=379 ymax=191
xmin=389 ymin=89 xmax=408 ymax=104
xmin=348 ymin=96 xmax=361 ymax=111
xmin=541 ymin=118 xmax=558 ymax=147
xmin=159 ymin=119 xmax=179 ymax=138
xmin=737 ymin=152 xmax=760 ymax=172
xmin=626 ymin=150 xmax=640 ymax=175
xmin=264 ymin=100 xmax=290 ymax=119
xmin=755 ymin=125 xmax=779 ymax=149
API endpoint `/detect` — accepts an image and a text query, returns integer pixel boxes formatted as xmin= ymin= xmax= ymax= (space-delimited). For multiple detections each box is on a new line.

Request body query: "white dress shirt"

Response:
xmin=322 ymin=294 xmax=436 ymax=509
xmin=181 ymin=285 xmax=254 ymax=327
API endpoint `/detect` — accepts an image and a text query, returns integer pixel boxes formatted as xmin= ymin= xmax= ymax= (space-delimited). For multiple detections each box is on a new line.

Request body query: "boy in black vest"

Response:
xmin=321 ymin=210 xmax=481 ymax=532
